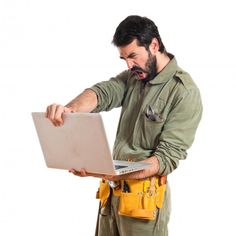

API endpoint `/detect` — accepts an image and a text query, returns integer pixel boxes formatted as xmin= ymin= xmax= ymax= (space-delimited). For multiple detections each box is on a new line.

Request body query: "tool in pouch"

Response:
xmin=96 ymin=176 xmax=167 ymax=220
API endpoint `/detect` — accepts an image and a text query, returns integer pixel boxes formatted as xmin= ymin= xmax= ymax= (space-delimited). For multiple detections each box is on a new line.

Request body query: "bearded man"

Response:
xmin=46 ymin=15 xmax=203 ymax=236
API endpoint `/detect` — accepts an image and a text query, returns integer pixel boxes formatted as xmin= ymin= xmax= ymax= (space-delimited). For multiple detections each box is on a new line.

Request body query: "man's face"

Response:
xmin=118 ymin=39 xmax=157 ymax=81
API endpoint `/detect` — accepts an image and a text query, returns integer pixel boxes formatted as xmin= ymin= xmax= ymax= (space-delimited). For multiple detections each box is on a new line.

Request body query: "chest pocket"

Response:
xmin=137 ymin=76 xmax=181 ymax=149
xmin=139 ymin=102 xmax=166 ymax=149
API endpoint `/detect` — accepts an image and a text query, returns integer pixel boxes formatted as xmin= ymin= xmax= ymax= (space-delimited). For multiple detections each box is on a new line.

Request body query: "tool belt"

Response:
xmin=96 ymin=176 xmax=167 ymax=220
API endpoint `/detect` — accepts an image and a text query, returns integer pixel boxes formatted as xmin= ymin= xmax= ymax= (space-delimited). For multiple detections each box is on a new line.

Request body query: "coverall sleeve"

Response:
xmin=89 ymin=70 xmax=129 ymax=112
xmin=154 ymin=86 xmax=203 ymax=176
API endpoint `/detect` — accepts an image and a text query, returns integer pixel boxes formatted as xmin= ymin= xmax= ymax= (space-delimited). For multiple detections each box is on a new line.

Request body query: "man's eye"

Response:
xmin=130 ymin=54 xmax=137 ymax=59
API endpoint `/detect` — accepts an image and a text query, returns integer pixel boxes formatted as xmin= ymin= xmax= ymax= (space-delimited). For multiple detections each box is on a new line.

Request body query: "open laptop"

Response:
xmin=32 ymin=112 xmax=151 ymax=175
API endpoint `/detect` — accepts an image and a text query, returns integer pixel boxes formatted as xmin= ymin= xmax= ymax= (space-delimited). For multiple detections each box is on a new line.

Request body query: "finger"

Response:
xmin=69 ymin=168 xmax=89 ymax=177
xmin=54 ymin=105 xmax=65 ymax=126
xmin=46 ymin=105 xmax=52 ymax=119
xmin=69 ymin=169 xmax=105 ymax=178
xmin=64 ymin=106 xmax=72 ymax=113
xmin=79 ymin=168 xmax=87 ymax=177
xmin=46 ymin=106 xmax=49 ymax=118
xmin=69 ymin=169 xmax=82 ymax=177
xmin=47 ymin=104 xmax=57 ymax=124
xmin=46 ymin=104 xmax=66 ymax=126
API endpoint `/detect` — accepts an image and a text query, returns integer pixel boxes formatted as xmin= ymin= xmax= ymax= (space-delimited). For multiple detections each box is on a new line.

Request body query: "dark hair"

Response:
xmin=112 ymin=15 xmax=166 ymax=53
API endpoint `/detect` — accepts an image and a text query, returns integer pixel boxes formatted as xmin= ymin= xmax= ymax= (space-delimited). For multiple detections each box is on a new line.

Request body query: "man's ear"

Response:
xmin=149 ymin=38 xmax=160 ymax=54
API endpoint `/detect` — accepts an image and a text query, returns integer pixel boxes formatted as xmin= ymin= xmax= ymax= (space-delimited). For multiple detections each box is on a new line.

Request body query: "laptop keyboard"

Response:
xmin=115 ymin=165 xmax=128 ymax=170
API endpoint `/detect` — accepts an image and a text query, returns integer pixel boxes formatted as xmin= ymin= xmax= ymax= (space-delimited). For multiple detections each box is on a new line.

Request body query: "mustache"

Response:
xmin=131 ymin=66 xmax=147 ymax=73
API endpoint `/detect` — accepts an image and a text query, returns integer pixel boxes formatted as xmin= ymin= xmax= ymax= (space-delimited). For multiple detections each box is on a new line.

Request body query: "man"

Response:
xmin=46 ymin=15 xmax=202 ymax=236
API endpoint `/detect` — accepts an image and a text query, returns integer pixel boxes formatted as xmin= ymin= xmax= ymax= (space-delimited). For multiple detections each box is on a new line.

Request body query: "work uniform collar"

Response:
xmin=149 ymin=54 xmax=178 ymax=85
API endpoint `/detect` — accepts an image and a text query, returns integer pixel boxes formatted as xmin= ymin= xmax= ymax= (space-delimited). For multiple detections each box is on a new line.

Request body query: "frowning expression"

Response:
xmin=118 ymin=39 xmax=157 ymax=81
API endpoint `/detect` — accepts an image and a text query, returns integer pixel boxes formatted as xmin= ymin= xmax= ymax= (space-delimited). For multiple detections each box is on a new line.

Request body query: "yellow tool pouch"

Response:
xmin=96 ymin=180 xmax=110 ymax=208
xmin=118 ymin=177 xmax=166 ymax=220
xmin=119 ymin=192 xmax=157 ymax=220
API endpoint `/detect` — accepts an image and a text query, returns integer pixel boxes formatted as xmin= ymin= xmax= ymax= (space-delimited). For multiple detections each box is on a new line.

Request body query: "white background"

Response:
xmin=1 ymin=0 xmax=236 ymax=235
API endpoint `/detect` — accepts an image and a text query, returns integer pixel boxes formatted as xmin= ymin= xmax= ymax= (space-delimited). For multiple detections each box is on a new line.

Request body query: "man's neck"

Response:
xmin=156 ymin=53 xmax=171 ymax=73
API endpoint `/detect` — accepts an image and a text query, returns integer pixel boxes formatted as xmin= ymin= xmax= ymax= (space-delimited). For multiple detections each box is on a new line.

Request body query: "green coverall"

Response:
xmin=90 ymin=55 xmax=203 ymax=236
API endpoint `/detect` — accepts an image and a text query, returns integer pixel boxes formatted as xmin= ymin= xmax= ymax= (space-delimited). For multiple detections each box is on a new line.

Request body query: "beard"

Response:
xmin=131 ymin=51 xmax=157 ymax=83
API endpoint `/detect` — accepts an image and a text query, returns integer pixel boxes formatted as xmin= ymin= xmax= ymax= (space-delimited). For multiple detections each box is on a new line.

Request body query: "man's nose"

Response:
xmin=126 ymin=59 xmax=135 ymax=69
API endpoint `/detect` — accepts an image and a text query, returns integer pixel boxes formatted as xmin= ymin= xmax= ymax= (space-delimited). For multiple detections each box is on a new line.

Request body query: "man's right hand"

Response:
xmin=46 ymin=104 xmax=72 ymax=126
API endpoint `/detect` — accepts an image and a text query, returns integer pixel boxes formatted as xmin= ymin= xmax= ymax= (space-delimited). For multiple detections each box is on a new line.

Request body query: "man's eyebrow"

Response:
xmin=120 ymin=52 xmax=137 ymax=60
